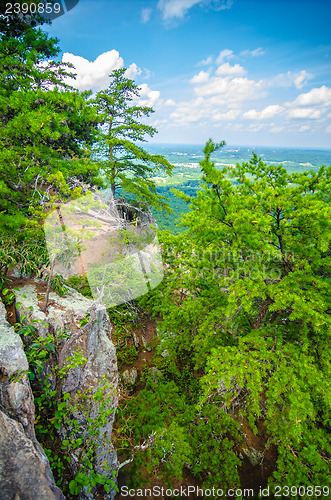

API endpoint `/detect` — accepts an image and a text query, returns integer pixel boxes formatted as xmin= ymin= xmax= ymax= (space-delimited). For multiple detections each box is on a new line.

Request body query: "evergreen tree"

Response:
xmin=126 ymin=140 xmax=331 ymax=492
xmin=92 ymin=68 xmax=173 ymax=210
xmin=0 ymin=4 xmax=100 ymax=274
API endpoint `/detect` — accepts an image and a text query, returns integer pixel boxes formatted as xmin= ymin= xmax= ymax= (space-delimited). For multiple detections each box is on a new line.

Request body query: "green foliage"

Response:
xmin=46 ymin=273 xmax=67 ymax=296
xmin=129 ymin=139 xmax=331 ymax=492
xmin=117 ymin=345 xmax=138 ymax=367
xmin=66 ymin=274 xmax=92 ymax=298
xmin=1 ymin=285 xmax=17 ymax=305
xmin=15 ymin=318 xmax=69 ymax=379
xmin=92 ymin=68 xmax=173 ymax=210
xmin=0 ymin=9 xmax=100 ymax=275
xmin=117 ymin=379 xmax=241 ymax=491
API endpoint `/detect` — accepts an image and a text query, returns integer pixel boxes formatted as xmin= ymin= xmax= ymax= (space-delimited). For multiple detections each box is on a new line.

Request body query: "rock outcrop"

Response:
xmin=0 ymin=301 xmax=64 ymax=500
xmin=15 ymin=282 xmax=119 ymax=499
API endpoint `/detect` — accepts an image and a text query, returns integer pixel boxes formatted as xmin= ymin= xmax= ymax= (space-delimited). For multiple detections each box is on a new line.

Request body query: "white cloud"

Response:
xmin=165 ymin=98 xmax=176 ymax=106
xmin=137 ymin=83 xmax=161 ymax=107
xmin=293 ymin=70 xmax=313 ymax=89
xmin=62 ymin=50 xmax=124 ymax=91
xmin=241 ymin=47 xmax=266 ymax=58
xmin=62 ymin=51 xmax=161 ymax=111
xmin=197 ymin=55 xmax=213 ymax=66
xmin=194 ymin=76 xmax=264 ymax=103
xmin=141 ymin=7 xmax=152 ymax=23
xmin=216 ymin=48 xmax=234 ymax=64
xmin=292 ymin=85 xmax=331 ymax=106
xmin=190 ymin=70 xmax=210 ymax=84
xmin=125 ymin=63 xmax=142 ymax=79
xmin=212 ymin=109 xmax=240 ymax=121
xmin=288 ymin=108 xmax=321 ymax=119
xmin=215 ymin=63 xmax=246 ymax=76
xmin=158 ymin=0 xmax=201 ymax=19
xmin=299 ymin=125 xmax=311 ymax=132
xmin=243 ymin=104 xmax=284 ymax=120
xmin=270 ymin=70 xmax=314 ymax=90
xmin=157 ymin=0 xmax=233 ymax=20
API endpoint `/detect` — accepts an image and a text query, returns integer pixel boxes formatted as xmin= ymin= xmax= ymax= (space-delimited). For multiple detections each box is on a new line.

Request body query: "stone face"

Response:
xmin=0 ymin=301 xmax=63 ymax=499
xmin=0 ymin=410 xmax=65 ymax=500
xmin=0 ymin=301 xmax=34 ymax=439
xmin=122 ymin=367 xmax=138 ymax=386
xmin=14 ymin=283 xmax=119 ymax=499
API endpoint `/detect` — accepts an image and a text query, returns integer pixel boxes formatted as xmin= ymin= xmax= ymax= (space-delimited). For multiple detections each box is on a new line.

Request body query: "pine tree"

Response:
xmin=92 ymin=68 xmax=173 ymax=210
xmin=0 ymin=5 xmax=100 ymax=274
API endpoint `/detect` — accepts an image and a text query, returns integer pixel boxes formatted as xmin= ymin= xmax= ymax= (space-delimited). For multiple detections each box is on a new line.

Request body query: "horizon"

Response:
xmin=144 ymin=141 xmax=331 ymax=152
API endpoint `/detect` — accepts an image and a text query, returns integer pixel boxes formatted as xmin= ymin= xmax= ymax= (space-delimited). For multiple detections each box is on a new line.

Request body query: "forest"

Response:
xmin=0 ymin=4 xmax=330 ymax=500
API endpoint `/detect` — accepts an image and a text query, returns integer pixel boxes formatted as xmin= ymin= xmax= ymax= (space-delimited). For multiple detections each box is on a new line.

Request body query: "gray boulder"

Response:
xmin=0 ymin=301 xmax=63 ymax=499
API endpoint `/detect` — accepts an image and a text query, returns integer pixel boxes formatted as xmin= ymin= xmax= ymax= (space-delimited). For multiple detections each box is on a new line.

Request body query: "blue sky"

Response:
xmin=45 ymin=0 xmax=331 ymax=148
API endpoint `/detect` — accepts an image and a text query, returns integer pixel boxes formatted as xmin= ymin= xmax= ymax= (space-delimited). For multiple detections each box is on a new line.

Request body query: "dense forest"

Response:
xmin=0 ymin=4 xmax=330 ymax=500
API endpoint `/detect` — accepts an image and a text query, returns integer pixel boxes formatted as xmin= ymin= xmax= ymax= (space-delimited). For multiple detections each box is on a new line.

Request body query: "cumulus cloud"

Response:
xmin=292 ymin=85 xmax=331 ymax=106
xmin=288 ymin=108 xmax=321 ymax=119
xmin=190 ymin=70 xmax=210 ymax=84
xmin=125 ymin=63 xmax=142 ymax=79
xmin=137 ymin=83 xmax=161 ymax=107
xmin=194 ymin=76 xmax=264 ymax=103
xmin=62 ymin=50 xmax=124 ymax=91
xmin=243 ymin=104 xmax=284 ymax=120
xmin=157 ymin=0 xmax=233 ymax=20
xmin=216 ymin=48 xmax=234 ymax=64
xmin=61 ymin=51 xmax=160 ymax=111
xmin=215 ymin=63 xmax=246 ymax=76
xmin=141 ymin=7 xmax=152 ymax=23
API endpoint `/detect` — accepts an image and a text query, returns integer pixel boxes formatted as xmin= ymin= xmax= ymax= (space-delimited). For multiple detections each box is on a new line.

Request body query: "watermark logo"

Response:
xmin=44 ymin=190 xmax=164 ymax=308
xmin=2 ymin=1 xmax=80 ymax=23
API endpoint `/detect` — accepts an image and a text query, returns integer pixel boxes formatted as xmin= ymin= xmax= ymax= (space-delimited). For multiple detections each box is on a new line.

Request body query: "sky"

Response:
xmin=44 ymin=0 xmax=331 ymax=148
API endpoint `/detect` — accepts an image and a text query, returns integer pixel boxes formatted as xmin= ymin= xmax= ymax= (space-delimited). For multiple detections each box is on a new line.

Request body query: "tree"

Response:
xmin=0 ymin=1 xmax=74 ymax=93
xmin=0 ymin=3 xmax=100 ymax=274
xmin=92 ymin=68 xmax=173 ymax=210
xmin=129 ymin=140 xmax=331 ymax=492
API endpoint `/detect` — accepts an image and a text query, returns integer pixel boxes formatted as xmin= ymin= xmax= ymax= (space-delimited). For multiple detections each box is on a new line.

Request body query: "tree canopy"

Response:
xmin=0 ymin=5 xmax=100 ymax=273
xmin=123 ymin=139 xmax=331 ymax=492
xmin=92 ymin=68 xmax=173 ymax=210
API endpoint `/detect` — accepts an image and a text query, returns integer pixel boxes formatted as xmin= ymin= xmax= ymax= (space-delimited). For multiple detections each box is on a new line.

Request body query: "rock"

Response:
xmin=0 ymin=410 xmax=65 ymax=500
xmin=0 ymin=301 xmax=34 ymax=439
xmin=132 ymin=331 xmax=140 ymax=349
xmin=141 ymin=334 xmax=152 ymax=352
xmin=14 ymin=283 xmax=119 ymax=499
xmin=0 ymin=301 xmax=63 ymax=499
xmin=242 ymin=447 xmax=264 ymax=467
xmin=149 ymin=367 xmax=163 ymax=383
xmin=160 ymin=349 xmax=169 ymax=358
xmin=122 ymin=367 xmax=138 ymax=386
